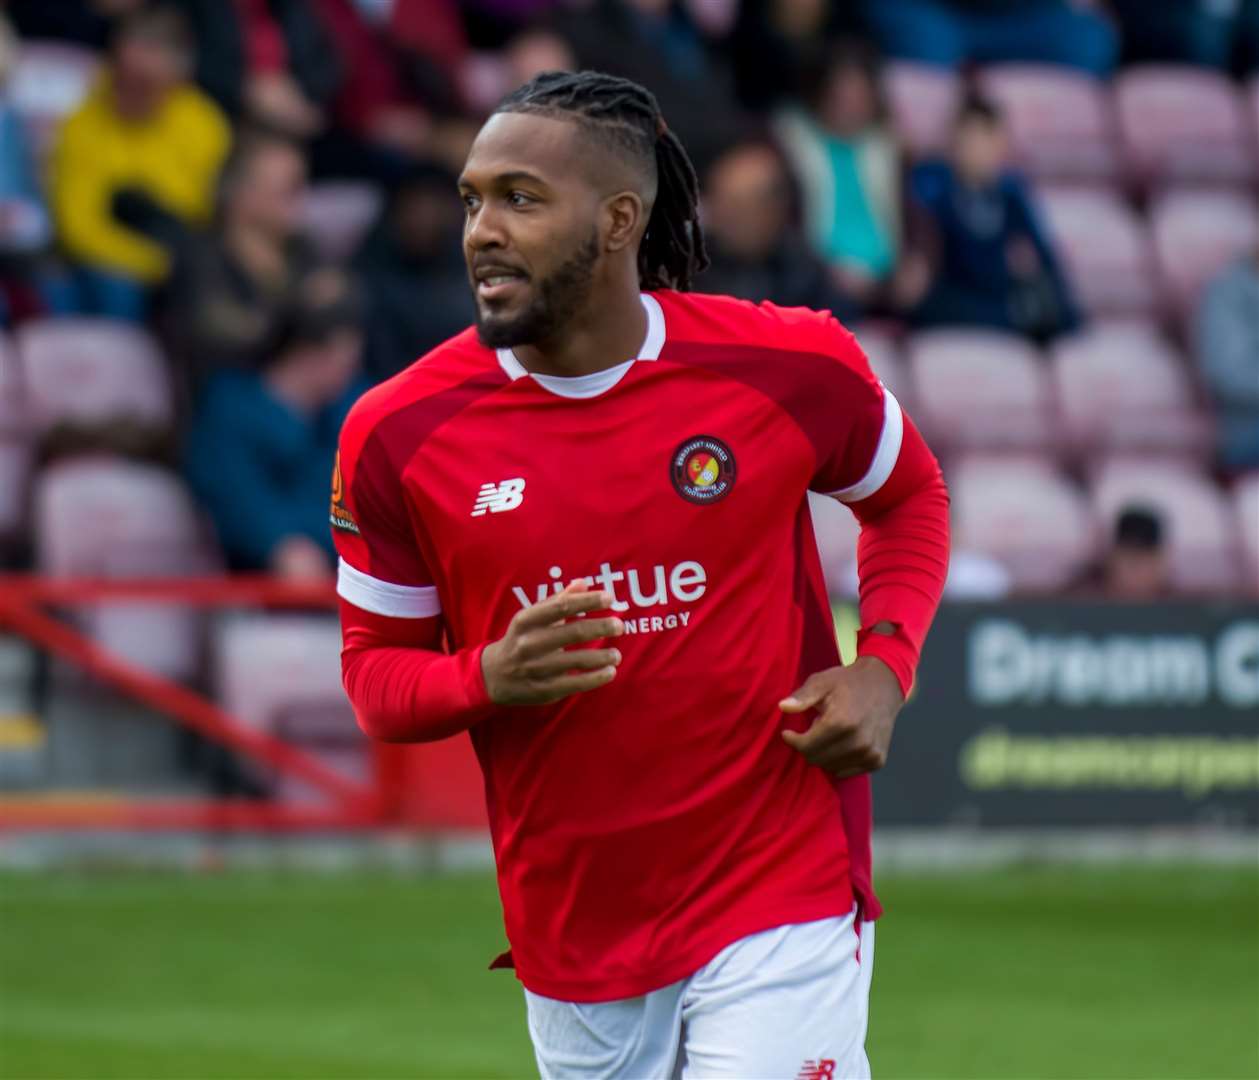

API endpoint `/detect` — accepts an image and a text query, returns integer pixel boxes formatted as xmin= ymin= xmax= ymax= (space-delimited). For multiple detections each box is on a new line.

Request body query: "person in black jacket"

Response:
xmin=697 ymin=140 xmax=856 ymax=321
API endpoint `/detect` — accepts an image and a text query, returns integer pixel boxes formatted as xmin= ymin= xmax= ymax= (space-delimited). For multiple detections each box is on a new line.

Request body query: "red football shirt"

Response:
xmin=333 ymin=290 xmax=940 ymax=1002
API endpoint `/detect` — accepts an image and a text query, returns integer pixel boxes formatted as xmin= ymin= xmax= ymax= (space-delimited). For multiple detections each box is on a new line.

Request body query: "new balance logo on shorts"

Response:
xmin=797 ymin=1060 xmax=837 ymax=1080
xmin=472 ymin=478 xmax=526 ymax=516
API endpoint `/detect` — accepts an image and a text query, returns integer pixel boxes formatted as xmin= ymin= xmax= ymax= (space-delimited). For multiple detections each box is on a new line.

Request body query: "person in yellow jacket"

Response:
xmin=50 ymin=5 xmax=231 ymax=319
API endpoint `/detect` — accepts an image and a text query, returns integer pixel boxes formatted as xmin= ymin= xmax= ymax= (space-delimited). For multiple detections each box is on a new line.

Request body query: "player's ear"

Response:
xmin=602 ymin=190 xmax=645 ymax=253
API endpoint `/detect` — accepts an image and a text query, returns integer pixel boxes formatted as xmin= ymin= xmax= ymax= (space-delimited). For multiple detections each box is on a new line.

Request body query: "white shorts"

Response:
xmin=524 ymin=909 xmax=874 ymax=1080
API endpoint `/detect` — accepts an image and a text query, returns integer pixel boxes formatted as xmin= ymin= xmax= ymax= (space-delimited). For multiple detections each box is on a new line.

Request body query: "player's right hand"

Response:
xmin=481 ymin=582 xmax=624 ymax=706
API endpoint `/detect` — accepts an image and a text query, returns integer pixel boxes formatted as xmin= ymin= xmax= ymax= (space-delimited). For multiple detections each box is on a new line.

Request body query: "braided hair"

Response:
xmin=494 ymin=71 xmax=709 ymax=292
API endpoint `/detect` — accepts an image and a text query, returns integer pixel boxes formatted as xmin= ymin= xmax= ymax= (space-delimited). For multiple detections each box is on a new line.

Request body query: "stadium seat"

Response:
xmin=906 ymin=329 xmax=1053 ymax=451
xmin=1091 ymin=458 xmax=1241 ymax=594
xmin=949 ymin=456 xmax=1096 ymax=591
xmin=977 ymin=65 xmax=1118 ymax=182
xmin=300 ymin=182 xmax=384 ymax=262
xmin=0 ymin=334 xmax=31 ymax=537
xmin=851 ymin=324 xmax=910 ymax=411
xmin=885 ymin=62 xmax=961 ymax=158
xmin=15 ymin=318 xmax=173 ymax=434
xmin=1115 ymin=65 xmax=1257 ymax=188
xmin=1051 ymin=322 xmax=1211 ymax=457
xmin=9 ymin=40 xmax=101 ymax=166
xmin=213 ymin=615 xmax=365 ymax=803
xmin=33 ymin=457 xmax=211 ymax=679
xmin=1233 ymin=473 xmax=1259 ymax=595
xmin=1150 ymin=190 xmax=1259 ymax=321
xmin=1036 ymin=186 xmax=1158 ymax=317
xmin=1251 ymin=75 xmax=1259 ymax=151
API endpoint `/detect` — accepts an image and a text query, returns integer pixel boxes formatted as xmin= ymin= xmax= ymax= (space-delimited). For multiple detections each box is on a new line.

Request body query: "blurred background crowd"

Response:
xmin=0 ymin=0 xmax=1257 ymax=604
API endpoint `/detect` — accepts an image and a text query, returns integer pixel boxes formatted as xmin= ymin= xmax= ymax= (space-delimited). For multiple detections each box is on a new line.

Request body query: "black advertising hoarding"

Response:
xmin=868 ymin=602 xmax=1259 ymax=827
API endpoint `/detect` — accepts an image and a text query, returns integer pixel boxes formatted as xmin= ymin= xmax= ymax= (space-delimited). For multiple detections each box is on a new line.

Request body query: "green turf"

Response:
xmin=1 ymin=866 xmax=1255 ymax=1079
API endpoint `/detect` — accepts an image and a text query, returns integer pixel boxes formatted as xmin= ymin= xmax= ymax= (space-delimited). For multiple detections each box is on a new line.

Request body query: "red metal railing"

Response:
xmin=0 ymin=576 xmax=400 ymax=831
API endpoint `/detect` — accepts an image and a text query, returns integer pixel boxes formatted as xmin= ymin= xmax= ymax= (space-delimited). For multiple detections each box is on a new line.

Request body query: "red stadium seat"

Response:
xmin=1150 ymin=190 xmax=1259 ymax=321
xmin=1091 ymin=458 xmax=1241 ymax=594
xmin=1234 ymin=473 xmax=1259 ymax=596
xmin=300 ymin=182 xmax=384 ymax=261
xmin=906 ymin=329 xmax=1052 ymax=451
xmin=885 ymin=62 xmax=961 ymax=158
xmin=949 ymin=456 xmax=1097 ymax=591
xmin=1051 ymin=321 xmax=1211 ymax=457
xmin=851 ymin=324 xmax=910 ymax=412
xmin=9 ymin=40 xmax=101 ymax=166
xmin=33 ymin=457 xmax=211 ymax=679
xmin=1036 ymin=186 xmax=1157 ymax=317
xmin=978 ymin=65 xmax=1119 ymax=182
xmin=1115 ymin=65 xmax=1257 ymax=188
xmin=213 ymin=615 xmax=365 ymax=802
xmin=16 ymin=318 xmax=173 ymax=434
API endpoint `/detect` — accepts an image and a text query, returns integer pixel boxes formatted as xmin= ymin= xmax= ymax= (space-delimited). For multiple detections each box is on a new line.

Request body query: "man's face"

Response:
xmin=459 ymin=112 xmax=608 ymax=349
xmin=954 ymin=118 xmax=1008 ymax=186
xmin=237 ymin=145 xmax=306 ymax=238
xmin=114 ymin=30 xmax=185 ymax=100
xmin=1106 ymin=547 xmax=1169 ymax=600
xmin=705 ymin=146 xmax=789 ymax=261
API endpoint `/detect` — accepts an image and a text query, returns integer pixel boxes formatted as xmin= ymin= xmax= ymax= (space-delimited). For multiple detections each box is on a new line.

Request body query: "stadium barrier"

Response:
xmin=0 ymin=576 xmax=487 ymax=832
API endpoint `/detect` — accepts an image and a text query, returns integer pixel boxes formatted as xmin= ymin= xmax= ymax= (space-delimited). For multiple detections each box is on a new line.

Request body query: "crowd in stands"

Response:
xmin=1 ymin=0 xmax=1257 ymax=607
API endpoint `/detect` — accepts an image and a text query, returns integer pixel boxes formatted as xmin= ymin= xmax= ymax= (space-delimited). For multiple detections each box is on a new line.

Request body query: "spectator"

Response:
xmin=1109 ymin=0 xmax=1259 ymax=75
xmin=353 ymin=161 xmax=474 ymax=382
xmin=861 ymin=0 xmax=1118 ymax=77
xmin=6 ymin=0 xmax=146 ymax=49
xmin=547 ymin=0 xmax=744 ymax=174
xmin=164 ymin=132 xmax=323 ymax=385
xmin=48 ymin=6 xmax=230 ymax=320
xmin=0 ymin=13 xmax=56 ymax=325
xmin=1101 ymin=506 xmax=1171 ymax=600
xmin=910 ymin=94 xmax=1079 ymax=340
xmin=729 ymin=0 xmax=864 ymax=111
xmin=170 ymin=0 xmax=337 ymax=141
xmin=698 ymin=141 xmax=856 ymax=320
xmin=1196 ymin=249 xmax=1259 ymax=471
xmin=773 ymin=39 xmax=930 ymax=318
xmin=184 ymin=271 xmax=366 ymax=579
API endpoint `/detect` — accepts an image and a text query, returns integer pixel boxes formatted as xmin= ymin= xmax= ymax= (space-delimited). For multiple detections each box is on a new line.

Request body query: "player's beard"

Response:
xmin=474 ymin=229 xmax=600 ymax=349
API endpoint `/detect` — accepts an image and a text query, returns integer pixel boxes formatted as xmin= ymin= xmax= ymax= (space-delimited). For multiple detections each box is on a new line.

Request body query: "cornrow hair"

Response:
xmin=494 ymin=70 xmax=710 ymax=292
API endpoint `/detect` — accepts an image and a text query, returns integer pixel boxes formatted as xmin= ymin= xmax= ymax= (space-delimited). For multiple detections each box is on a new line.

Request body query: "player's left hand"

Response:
xmin=778 ymin=657 xmax=905 ymax=778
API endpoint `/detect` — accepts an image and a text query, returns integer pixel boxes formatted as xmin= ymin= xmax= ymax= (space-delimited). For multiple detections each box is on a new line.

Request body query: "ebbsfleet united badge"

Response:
xmin=670 ymin=435 xmax=736 ymax=504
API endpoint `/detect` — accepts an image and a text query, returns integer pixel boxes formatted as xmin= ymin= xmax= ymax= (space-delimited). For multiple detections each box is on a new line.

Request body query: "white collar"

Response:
xmin=495 ymin=293 xmax=665 ymax=400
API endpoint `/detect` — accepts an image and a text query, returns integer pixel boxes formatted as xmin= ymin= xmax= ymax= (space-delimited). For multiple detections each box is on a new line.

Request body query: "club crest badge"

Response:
xmin=670 ymin=435 xmax=736 ymax=505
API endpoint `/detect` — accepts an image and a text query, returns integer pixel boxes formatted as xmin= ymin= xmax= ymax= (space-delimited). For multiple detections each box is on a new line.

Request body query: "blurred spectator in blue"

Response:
xmin=6 ymin=0 xmax=145 ymax=49
xmin=698 ymin=141 xmax=856 ymax=320
xmin=1109 ymin=0 xmax=1259 ymax=74
xmin=729 ymin=0 xmax=863 ymax=111
xmin=1196 ymin=248 xmax=1259 ymax=471
xmin=169 ymin=0 xmax=337 ymax=142
xmin=354 ymin=161 xmax=473 ymax=382
xmin=773 ymin=40 xmax=930 ymax=318
xmin=164 ymin=132 xmax=322 ymax=385
xmin=911 ymin=95 xmax=1080 ymax=340
xmin=0 ymin=13 xmax=57 ymax=326
xmin=48 ymin=6 xmax=230 ymax=321
xmin=547 ymin=0 xmax=744 ymax=174
xmin=862 ymin=0 xmax=1118 ymax=76
xmin=185 ymin=269 xmax=366 ymax=580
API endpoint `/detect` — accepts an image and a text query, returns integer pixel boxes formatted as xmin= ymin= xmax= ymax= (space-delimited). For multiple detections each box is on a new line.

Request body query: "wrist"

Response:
xmin=855 ymin=627 xmax=914 ymax=701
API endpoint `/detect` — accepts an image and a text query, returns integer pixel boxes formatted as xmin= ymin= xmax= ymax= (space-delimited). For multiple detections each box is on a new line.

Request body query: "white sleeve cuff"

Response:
xmin=827 ymin=386 xmax=904 ymax=504
xmin=336 ymin=558 xmax=441 ymax=618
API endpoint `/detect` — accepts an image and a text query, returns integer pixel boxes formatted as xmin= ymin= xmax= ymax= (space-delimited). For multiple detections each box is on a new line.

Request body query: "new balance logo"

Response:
xmin=472 ymin=478 xmax=526 ymax=517
xmin=796 ymin=1061 xmax=836 ymax=1080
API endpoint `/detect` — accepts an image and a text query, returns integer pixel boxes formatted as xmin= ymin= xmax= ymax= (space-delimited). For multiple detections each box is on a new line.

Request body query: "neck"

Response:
xmin=512 ymin=280 xmax=648 ymax=379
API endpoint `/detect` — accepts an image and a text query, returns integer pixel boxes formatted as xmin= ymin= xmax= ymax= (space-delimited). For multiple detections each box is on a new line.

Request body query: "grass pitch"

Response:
xmin=1 ymin=865 xmax=1255 ymax=1079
